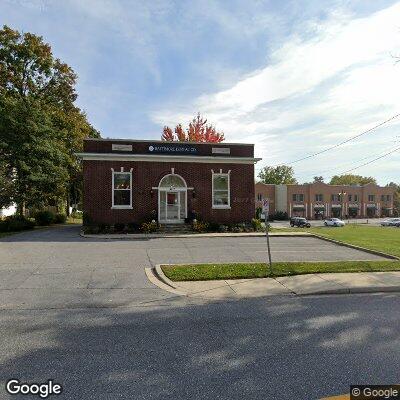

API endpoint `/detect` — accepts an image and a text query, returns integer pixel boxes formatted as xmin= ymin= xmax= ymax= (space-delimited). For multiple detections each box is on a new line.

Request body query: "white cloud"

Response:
xmin=152 ymin=2 xmax=400 ymax=184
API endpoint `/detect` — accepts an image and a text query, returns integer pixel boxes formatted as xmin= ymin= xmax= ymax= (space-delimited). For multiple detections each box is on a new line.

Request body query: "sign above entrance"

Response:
xmin=148 ymin=144 xmax=198 ymax=155
xmin=112 ymin=144 xmax=132 ymax=151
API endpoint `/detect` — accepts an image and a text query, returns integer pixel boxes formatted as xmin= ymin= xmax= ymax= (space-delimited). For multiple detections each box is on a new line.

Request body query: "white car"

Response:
xmin=324 ymin=218 xmax=345 ymax=227
xmin=381 ymin=218 xmax=400 ymax=226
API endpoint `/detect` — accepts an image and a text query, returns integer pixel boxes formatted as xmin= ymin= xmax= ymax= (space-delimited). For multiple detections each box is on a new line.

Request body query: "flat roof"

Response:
xmin=85 ymin=138 xmax=255 ymax=146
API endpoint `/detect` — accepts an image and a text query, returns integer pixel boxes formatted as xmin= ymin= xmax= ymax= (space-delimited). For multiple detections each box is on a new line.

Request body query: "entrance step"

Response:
xmin=159 ymin=223 xmax=193 ymax=234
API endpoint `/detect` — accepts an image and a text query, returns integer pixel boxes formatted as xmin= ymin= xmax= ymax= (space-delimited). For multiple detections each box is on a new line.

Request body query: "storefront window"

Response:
xmin=112 ymin=172 xmax=132 ymax=208
xmin=212 ymin=174 xmax=230 ymax=208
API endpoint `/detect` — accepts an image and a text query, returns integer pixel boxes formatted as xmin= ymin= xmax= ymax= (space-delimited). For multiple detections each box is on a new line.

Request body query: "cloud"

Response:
xmin=152 ymin=2 xmax=400 ymax=184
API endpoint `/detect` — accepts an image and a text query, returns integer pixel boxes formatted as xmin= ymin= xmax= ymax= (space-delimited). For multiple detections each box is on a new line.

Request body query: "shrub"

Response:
xmin=82 ymin=212 xmax=93 ymax=226
xmin=207 ymin=222 xmax=221 ymax=232
xmin=54 ymin=213 xmax=67 ymax=224
xmin=114 ymin=222 xmax=125 ymax=233
xmin=192 ymin=220 xmax=209 ymax=233
xmin=82 ymin=225 xmax=100 ymax=234
xmin=0 ymin=216 xmax=35 ymax=232
xmin=255 ymin=207 xmax=263 ymax=219
xmin=218 ymin=225 xmax=229 ymax=233
xmin=127 ymin=222 xmax=140 ymax=233
xmin=141 ymin=221 xmax=158 ymax=233
xmin=34 ymin=210 xmax=55 ymax=226
xmin=98 ymin=223 xmax=112 ymax=234
xmin=251 ymin=218 xmax=263 ymax=232
xmin=71 ymin=210 xmax=83 ymax=219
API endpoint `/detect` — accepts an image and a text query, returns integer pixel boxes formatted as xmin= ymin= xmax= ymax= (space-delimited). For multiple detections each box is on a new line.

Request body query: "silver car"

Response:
xmin=381 ymin=218 xmax=400 ymax=226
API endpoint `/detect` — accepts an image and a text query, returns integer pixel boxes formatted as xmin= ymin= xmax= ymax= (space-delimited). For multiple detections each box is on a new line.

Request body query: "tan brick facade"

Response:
xmin=255 ymin=182 xmax=395 ymax=219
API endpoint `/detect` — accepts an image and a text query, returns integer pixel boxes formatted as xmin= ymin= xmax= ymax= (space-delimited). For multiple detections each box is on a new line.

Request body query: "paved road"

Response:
xmin=0 ymin=225 xmax=387 ymax=310
xmin=0 ymin=226 xmax=398 ymax=399
xmin=0 ymin=294 xmax=399 ymax=399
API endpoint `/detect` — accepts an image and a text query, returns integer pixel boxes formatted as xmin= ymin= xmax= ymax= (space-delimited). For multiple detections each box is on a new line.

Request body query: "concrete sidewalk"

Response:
xmin=151 ymin=267 xmax=400 ymax=299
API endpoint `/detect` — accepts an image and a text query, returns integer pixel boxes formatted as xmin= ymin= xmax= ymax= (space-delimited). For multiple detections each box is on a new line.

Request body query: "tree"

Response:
xmin=313 ymin=176 xmax=324 ymax=183
xmin=329 ymin=174 xmax=377 ymax=186
xmin=0 ymin=25 xmax=99 ymax=214
xmin=258 ymin=165 xmax=297 ymax=185
xmin=161 ymin=113 xmax=224 ymax=142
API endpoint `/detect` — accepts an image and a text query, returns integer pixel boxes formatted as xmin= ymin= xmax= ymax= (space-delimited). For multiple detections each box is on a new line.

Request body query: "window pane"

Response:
xmin=213 ymin=191 xmax=229 ymax=206
xmin=213 ymin=175 xmax=228 ymax=190
xmin=114 ymin=190 xmax=130 ymax=206
xmin=159 ymin=175 xmax=185 ymax=188
xmin=114 ymin=173 xmax=131 ymax=189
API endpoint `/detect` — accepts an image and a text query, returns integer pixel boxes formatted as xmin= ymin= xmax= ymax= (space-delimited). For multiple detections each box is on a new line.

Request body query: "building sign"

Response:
xmin=148 ymin=144 xmax=198 ymax=155
xmin=112 ymin=144 xmax=132 ymax=151
xmin=212 ymin=147 xmax=230 ymax=154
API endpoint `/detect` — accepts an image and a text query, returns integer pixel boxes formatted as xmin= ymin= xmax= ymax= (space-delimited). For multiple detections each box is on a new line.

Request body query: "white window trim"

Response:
xmin=111 ymin=169 xmax=133 ymax=209
xmin=212 ymin=172 xmax=230 ymax=209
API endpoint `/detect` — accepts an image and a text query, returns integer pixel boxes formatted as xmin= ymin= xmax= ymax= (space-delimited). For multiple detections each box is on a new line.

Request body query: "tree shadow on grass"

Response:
xmin=0 ymin=294 xmax=399 ymax=400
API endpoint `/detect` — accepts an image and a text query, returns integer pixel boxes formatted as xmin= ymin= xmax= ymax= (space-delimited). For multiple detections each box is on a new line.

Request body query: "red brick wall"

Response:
xmin=83 ymin=160 xmax=255 ymax=224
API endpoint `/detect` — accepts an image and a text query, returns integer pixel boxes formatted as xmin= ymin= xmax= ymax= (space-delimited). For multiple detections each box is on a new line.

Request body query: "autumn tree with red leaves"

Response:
xmin=162 ymin=113 xmax=224 ymax=142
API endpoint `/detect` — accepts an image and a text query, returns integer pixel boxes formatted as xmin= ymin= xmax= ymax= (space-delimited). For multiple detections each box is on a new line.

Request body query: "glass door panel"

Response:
xmin=159 ymin=191 xmax=166 ymax=221
xmin=166 ymin=192 xmax=179 ymax=221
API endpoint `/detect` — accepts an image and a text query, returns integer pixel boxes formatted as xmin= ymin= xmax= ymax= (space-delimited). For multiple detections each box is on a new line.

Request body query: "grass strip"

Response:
xmin=162 ymin=261 xmax=400 ymax=281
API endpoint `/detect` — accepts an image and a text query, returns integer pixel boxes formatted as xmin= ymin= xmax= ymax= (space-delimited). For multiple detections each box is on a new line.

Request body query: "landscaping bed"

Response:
xmin=161 ymin=261 xmax=400 ymax=281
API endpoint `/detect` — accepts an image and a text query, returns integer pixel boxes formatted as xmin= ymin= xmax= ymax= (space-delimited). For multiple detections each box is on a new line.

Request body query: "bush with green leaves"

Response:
xmin=114 ymin=223 xmax=125 ymax=233
xmin=0 ymin=215 xmax=36 ymax=232
xmin=141 ymin=221 xmax=158 ymax=233
xmin=54 ymin=213 xmax=67 ymax=224
xmin=251 ymin=218 xmax=263 ymax=232
xmin=34 ymin=211 xmax=55 ymax=226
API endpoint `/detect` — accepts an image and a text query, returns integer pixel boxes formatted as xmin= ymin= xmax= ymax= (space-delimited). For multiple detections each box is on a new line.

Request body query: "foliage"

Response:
xmin=258 ymin=165 xmax=297 ymax=184
xmin=34 ymin=210 xmax=55 ymax=225
xmin=251 ymin=218 xmax=264 ymax=232
xmin=70 ymin=210 xmax=83 ymax=219
xmin=329 ymin=174 xmax=377 ymax=186
xmin=127 ymin=222 xmax=140 ymax=233
xmin=98 ymin=223 xmax=112 ymax=234
xmin=313 ymin=176 xmax=324 ymax=183
xmin=162 ymin=113 xmax=224 ymax=142
xmin=0 ymin=25 xmax=99 ymax=214
xmin=140 ymin=221 xmax=158 ymax=233
xmin=192 ymin=220 xmax=209 ymax=232
xmin=270 ymin=211 xmax=288 ymax=221
xmin=114 ymin=222 xmax=125 ymax=233
xmin=54 ymin=213 xmax=67 ymax=224
xmin=0 ymin=215 xmax=35 ymax=232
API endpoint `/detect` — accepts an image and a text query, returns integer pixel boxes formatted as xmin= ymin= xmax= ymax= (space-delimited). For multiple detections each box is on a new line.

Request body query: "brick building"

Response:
xmin=255 ymin=182 xmax=394 ymax=219
xmin=77 ymin=139 xmax=261 ymax=225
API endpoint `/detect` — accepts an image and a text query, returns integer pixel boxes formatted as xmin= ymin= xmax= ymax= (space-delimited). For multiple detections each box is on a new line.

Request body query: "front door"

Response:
xmin=159 ymin=190 xmax=185 ymax=223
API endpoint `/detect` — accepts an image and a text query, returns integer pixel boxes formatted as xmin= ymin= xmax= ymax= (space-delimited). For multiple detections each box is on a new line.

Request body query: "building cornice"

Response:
xmin=75 ymin=152 xmax=262 ymax=164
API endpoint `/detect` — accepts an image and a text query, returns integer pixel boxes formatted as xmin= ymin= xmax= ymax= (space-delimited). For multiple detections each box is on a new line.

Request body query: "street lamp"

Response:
xmin=339 ymin=190 xmax=346 ymax=219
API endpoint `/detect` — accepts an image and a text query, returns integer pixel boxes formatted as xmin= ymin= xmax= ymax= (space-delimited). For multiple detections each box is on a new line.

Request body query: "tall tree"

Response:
xmin=387 ymin=182 xmax=400 ymax=216
xmin=329 ymin=174 xmax=377 ymax=186
xmin=0 ymin=25 xmax=99 ymax=214
xmin=258 ymin=165 xmax=297 ymax=185
xmin=161 ymin=113 xmax=224 ymax=142
xmin=313 ymin=176 xmax=324 ymax=183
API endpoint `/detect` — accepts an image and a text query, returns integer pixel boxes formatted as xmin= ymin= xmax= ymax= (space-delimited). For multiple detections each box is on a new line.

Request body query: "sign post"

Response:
xmin=262 ymin=199 xmax=273 ymax=276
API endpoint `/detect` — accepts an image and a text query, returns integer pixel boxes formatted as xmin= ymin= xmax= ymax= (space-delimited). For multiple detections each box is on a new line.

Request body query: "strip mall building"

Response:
xmin=77 ymin=139 xmax=260 ymax=225
xmin=255 ymin=182 xmax=395 ymax=219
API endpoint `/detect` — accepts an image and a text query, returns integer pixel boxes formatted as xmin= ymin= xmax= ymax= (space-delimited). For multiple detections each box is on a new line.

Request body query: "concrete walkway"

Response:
xmin=152 ymin=267 xmax=400 ymax=299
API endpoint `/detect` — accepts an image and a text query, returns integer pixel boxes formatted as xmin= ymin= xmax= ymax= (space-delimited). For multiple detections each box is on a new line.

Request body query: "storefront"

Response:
xmin=77 ymin=139 xmax=261 ymax=225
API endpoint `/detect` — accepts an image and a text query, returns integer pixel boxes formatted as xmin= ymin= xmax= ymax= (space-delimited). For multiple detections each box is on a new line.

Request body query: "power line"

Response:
xmin=286 ymin=113 xmax=400 ymax=165
xmin=329 ymin=144 xmax=400 ymax=177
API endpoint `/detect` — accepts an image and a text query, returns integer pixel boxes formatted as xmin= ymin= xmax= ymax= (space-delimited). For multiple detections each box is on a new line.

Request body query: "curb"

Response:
xmin=154 ymin=264 xmax=181 ymax=290
xmin=300 ymin=285 xmax=400 ymax=296
xmin=79 ymin=231 xmax=312 ymax=239
xmin=310 ymin=233 xmax=400 ymax=260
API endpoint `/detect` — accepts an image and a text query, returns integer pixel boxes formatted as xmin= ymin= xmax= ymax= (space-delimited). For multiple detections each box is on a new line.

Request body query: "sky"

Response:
xmin=2 ymin=0 xmax=400 ymax=185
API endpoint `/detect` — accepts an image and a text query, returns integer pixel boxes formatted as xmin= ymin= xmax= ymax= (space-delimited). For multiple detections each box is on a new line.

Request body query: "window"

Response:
xmin=112 ymin=171 xmax=132 ymax=208
xmin=257 ymin=193 xmax=262 ymax=201
xmin=212 ymin=173 xmax=230 ymax=208
xmin=348 ymin=194 xmax=352 ymax=201
xmin=331 ymin=194 xmax=340 ymax=202
xmin=381 ymin=194 xmax=391 ymax=201
xmin=315 ymin=194 xmax=323 ymax=202
xmin=354 ymin=194 xmax=359 ymax=202
xmin=292 ymin=194 xmax=304 ymax=202
xmin=368 ymin=195 xmax=375 ymax=202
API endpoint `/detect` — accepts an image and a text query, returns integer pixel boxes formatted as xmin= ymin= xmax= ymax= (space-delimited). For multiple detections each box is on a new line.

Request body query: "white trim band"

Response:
xmin=76 ymin=152 xmax=261 ymax=164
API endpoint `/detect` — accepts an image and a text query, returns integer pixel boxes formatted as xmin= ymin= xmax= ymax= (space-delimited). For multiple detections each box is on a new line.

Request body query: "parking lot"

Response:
xmin=0 ymin=225 xmax=389 ymax=310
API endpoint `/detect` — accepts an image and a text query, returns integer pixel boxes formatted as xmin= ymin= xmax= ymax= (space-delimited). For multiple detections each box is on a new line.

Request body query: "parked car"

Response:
xmin=324 ymin=218 xmax=345 ymax=227
xmin=290 ymin=217 xmax=311 ymax=228
xmin=381 ymin=218 xmax=400 ymax=226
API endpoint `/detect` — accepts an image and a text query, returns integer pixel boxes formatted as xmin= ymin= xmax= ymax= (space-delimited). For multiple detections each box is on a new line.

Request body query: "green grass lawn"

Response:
xmin=162 ymin=260 xmax=400 ymax=281
xmin=303 ymin=225 xmax=400 ymax=257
